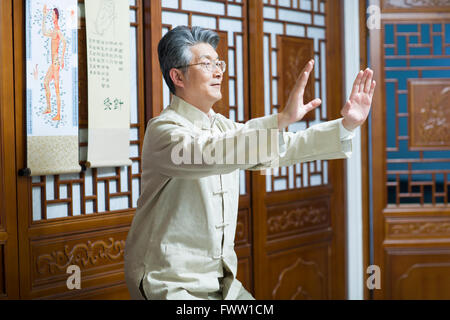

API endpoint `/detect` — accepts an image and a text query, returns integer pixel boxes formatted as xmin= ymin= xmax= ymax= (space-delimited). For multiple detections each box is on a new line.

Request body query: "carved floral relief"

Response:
xmin=36 ymin=237 xmax=125 ymax=276
xmin=408 ymin=79 xmax=450 ymax=150
xmin=267 ymin=199 xmax=329 ymax=239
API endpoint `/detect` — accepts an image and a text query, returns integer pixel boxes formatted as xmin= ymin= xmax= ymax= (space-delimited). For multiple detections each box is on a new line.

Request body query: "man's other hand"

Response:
xmin=277 ymin=59 xmax=321 ymax=130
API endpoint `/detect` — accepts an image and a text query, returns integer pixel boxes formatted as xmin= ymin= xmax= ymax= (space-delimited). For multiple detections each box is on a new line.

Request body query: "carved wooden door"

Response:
xmin=250 ymin=0 xmax=346 ymax=299
xmin=370 ymin=0 xmax=450 ymax=299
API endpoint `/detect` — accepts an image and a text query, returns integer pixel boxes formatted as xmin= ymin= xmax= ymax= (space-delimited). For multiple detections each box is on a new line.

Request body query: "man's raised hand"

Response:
xmin=277 ymin=59 xmax=322 ymax=130
xmin=341 ymin=68 xmax=376 ymax=131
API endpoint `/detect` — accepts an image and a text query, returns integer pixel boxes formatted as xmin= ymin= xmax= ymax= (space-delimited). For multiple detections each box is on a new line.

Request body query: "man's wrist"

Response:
xmin=277 ymin=112 xmax=289 ymax=130
xmin=342 ymin=118 xmax=357 ymax=131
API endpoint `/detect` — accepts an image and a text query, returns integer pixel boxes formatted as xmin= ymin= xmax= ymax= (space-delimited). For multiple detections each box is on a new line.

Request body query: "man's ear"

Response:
xmin=169 ymin=68 xmax=185 ymax=90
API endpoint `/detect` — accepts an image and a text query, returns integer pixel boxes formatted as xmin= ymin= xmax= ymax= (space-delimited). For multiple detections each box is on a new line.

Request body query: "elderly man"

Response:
xmin=124 ymin=25 xmax=375 ymax=300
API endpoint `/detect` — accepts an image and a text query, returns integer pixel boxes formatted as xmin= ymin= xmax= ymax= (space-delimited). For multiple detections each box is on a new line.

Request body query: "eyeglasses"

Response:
xmin=176 ymin=60 xmax=226 ymax=73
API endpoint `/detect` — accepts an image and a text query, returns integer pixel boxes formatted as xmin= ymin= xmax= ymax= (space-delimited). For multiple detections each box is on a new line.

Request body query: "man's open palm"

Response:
xmin=278 ymin=59 xmax=322 ymax=129
xmin=341 ymin=68 xmax=376 ymax=131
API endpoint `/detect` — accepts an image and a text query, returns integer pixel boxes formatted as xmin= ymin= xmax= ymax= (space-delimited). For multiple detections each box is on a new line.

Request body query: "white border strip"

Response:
xmin=344 ymin=0 xmax=364 ymax=300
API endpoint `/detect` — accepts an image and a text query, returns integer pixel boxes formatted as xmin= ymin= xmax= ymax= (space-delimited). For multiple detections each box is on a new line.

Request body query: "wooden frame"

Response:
xmin=144 ymin=0 xmax=162 ymax=123
xmin=0 ymin=0 xmax=20 ymax=300
xmin=360 ymin=0 xmax=372 ymax=301
xmin=250 ymin=0 xmax=347 ymax=299
xmin=328 ymin=0 xmax=347 ymax=299
xmin=248 ymin=0 xmax=265 ymax=298
xmin=369 ymin=0 xmax=386 ymax=300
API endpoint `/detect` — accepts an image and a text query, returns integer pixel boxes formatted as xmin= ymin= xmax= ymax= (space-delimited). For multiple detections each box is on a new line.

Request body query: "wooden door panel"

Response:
xmin=251 ymin=0 xmax=346 ymax=299
xmin=29 ymin=226 xmax=129 ymax=298
xmin=266 ymin=197 xmax=331 ymax=242
xmin=235 ymin=207 xmax=253 ymax=291
xmin=370 ymin=0 xmax=450 ymax=299
xmin=236 ymin=256 xmax=252 ymax=293
xmin=386 ymin=248 xmax=450 ymax=299
xmin=267 ymin=242 xmax=331 ymax=300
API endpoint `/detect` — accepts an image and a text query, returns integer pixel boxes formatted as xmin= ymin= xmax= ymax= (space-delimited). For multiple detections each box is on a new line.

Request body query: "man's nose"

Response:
xmin=213 ymin=68 xmax=222 ymax=79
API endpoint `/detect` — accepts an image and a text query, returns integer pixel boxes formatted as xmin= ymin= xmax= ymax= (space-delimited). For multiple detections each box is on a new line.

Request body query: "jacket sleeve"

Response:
xmin=246 ymin=118 xmax=353 ymax=171
xmin=144 ymin=113 xmax=283 ymax=179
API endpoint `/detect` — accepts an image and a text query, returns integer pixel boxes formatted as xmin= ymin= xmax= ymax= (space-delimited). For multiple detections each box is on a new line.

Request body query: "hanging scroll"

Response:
xmin=84 ymin=0 xmax=132 ymax=168
xmin=25 ymin=0 xmax=80 ymax=176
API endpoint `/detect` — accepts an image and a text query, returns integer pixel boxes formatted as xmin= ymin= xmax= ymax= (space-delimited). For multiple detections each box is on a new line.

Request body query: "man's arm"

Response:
xmin=146 ymin=62 xmax=375 ymax=178
xmin=246 ymin=118 xmax=351 ymax=171
xmin=246 ymin=60 xmax=375 ymax=171
xmin=144 ymin=114 xmax=282 ymax=179
xmin=42 ymin=5 xmax=52 ymax=37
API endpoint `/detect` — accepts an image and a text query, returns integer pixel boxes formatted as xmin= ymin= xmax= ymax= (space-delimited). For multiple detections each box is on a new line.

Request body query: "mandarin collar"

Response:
xmin=168 ymin=95 xmax=216 ymax=129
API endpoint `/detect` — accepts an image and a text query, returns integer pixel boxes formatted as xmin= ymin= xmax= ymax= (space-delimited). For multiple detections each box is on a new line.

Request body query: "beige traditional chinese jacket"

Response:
xmin=124 ymin=95 xmax=353 ymax=300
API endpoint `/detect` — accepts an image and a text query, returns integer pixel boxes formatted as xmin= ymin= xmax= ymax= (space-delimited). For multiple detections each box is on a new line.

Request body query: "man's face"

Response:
xmin=182 ymin=43 xmax=223 ymax=106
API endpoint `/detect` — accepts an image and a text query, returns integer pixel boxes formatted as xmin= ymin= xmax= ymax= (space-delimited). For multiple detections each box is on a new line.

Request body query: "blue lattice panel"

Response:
xmin=384 ymin=22 xmax=450 ymax=205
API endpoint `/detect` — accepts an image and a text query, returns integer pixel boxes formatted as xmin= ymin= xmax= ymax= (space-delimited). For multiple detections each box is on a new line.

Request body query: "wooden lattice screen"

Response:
xmin=30 ymin=0 xmax=145 ymax=221
xmin=262 ymin=0 xmax=329 ymax=193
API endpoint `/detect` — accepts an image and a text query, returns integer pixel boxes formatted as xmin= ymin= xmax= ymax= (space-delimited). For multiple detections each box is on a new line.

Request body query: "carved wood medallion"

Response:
xmin=408 ymin=79 xmax=450 ymax=150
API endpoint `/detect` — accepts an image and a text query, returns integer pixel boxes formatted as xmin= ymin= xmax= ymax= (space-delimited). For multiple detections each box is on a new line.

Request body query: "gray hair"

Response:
xmin=158 ymin=25 xmax=220 ymax=95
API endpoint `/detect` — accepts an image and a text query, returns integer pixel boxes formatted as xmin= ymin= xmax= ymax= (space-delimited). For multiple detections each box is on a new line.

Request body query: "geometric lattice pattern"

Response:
xmin=384 ymin=22 xmax=450 ymax=205
xmin=31 ymin=0 xmax=143 ymax=220
xmin=262 ymin=0 xmax=328 ymax=192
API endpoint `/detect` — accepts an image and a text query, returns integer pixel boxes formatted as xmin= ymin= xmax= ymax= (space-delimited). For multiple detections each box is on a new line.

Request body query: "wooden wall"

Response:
xmin=1 ymin=0 xmax=348 ymax=299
